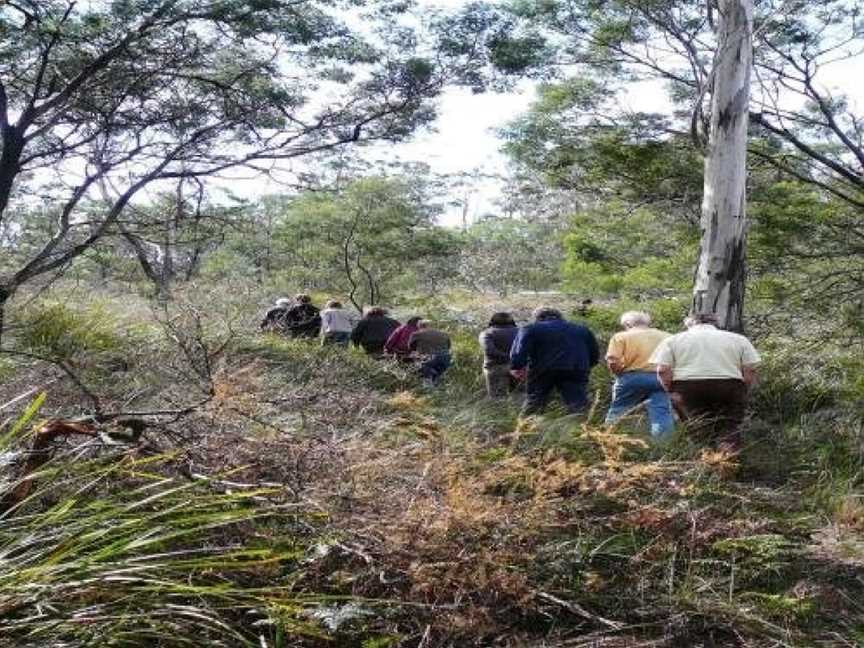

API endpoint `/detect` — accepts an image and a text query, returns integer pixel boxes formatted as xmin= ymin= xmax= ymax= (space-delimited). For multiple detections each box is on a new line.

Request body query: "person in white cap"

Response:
xmin=259 ymin=297 xmax=294 ymax=334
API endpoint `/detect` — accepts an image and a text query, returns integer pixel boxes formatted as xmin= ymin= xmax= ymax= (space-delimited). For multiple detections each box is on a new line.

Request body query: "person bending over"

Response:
xmin=320 ymin=300 xmax=353 ymax=346
xmin=351 ymin=306 xmax=400 ymax=356
xmin=479 ymin=312 xmax=519 ymax=398
xmin=408 ymin=320 xmax=452 ymax=385
xmin=385 ymin=316 xmax=422 ymax=361
xmin=651 ymin=312 xmax=760 ymax=450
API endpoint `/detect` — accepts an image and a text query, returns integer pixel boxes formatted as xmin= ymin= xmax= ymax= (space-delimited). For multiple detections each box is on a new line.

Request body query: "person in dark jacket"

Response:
xmin=384 ymin=316 xmax=421 ymax=360
xmin=260 ymin=297 xmax=293 ymax=334
xmin=284 ymin=294 xmax=321 ymax=339
xmin=408 ymin=320 xmax=452 ymax=384
xmin=351 ymin=306 xmax=400 ymax=356
xmin=510 ymin=307 xmax=600 ymax=415
xmin=479 ymin=312 xmax=519 ymax=398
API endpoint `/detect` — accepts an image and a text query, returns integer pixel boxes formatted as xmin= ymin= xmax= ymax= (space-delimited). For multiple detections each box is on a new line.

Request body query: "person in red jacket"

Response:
xmin=384 ymin=316 xmax=421 ymax=360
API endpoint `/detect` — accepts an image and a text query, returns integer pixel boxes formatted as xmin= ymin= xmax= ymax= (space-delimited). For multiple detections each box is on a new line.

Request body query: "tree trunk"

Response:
xmin=692 ymin=0 xmax=753 ymax=332
xmin=0 ymin=286 xmax=10 ymax=347
xmin=0 ymin=126 xmax=24 ymax=220
xmin=120 ymin=227 xmax=171 ymax=302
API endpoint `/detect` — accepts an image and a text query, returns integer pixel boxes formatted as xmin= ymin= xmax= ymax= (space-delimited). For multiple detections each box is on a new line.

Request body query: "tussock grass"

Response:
xmin=0 ymin=400 xmax=326 ymax=647
xmin=3 ymin=290 xmax=864 ymax=646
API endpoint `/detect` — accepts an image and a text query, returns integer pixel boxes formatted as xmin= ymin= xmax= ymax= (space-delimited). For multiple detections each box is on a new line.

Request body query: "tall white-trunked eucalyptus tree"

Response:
xmin=692 ymin=0 xmax=753 ymax=331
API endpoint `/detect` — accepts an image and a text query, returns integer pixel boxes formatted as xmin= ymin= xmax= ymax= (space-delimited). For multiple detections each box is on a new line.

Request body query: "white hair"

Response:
xmin=620 ymin=310 xmax=651 ymax=328
xmin=275 ymin=298 xmax=292 ymax=307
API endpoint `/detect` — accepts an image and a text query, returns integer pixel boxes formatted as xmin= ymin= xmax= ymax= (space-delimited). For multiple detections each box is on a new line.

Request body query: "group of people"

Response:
xmin=478 ymin=307 xmax=760 ymax=449
xmin=262 ymin=296 xmax=761 ymax=449
xmin=260 ymin=295 xmax=453 ymax=383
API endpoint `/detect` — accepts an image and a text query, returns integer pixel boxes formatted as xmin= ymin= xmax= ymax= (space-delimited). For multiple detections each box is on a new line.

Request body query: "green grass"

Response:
xmin=4 ymin=289 xmax=864 ymax=646
xmin=0 ymin=399 xmax=326 ymax=647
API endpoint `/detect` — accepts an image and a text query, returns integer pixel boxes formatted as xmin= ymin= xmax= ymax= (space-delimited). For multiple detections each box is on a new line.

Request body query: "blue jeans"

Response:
xmin=605 ymin=371 xmax=674 ymax=439
xmin=420 ymin=352 xmax=451 ymax=383
xmin=322 ymin=331 xmax=350 ymax=346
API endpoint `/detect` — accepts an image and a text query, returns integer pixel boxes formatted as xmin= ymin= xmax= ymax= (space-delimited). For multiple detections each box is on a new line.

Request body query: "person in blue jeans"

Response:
xmin=604 ymin=311 xmax=674 ymax=439
xmin=510 ymin=307 xmax=599 ymax=415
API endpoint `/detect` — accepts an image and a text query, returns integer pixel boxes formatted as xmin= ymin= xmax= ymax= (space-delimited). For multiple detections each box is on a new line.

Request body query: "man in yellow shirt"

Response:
xmin=605 ymin=311 xmax=674 ymax=438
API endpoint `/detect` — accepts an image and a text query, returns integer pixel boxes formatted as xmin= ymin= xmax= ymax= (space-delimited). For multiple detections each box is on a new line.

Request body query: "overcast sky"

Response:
xmin=226 ymin=0 xmax=864 ymax=229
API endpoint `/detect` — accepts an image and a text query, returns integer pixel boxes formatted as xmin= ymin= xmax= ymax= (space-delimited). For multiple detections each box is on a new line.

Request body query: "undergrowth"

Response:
xmin=0 ymin=399 xmax=325 ymax=647
xmin=1 ymin=291 xmax=863 ymax=646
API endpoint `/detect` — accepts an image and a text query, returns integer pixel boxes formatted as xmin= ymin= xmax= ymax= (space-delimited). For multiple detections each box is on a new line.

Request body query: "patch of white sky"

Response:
xmin=26 ymin=0 xmax=862 ymax=229
xmin=220 ymin=0 xmax=542 ymax=227
xmin=232 ymin=0 xmax=864 ymax=228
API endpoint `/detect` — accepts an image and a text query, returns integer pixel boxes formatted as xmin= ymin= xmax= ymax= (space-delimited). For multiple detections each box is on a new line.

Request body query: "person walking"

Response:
xmin=284 ymin=294 xmax=321 ymax=339
xmin=408 ymin=320 xmax=452 ymax=385
xmin=319 ymin=300 xmax=353 ymax=346
xmin=351 ymin=306 xmax=401 ymax=356
xmin=651 ymin=312 xmax=760 ymax=450
xmin=604 ymin=311 xmax=674 ymax=439
xmin=260 ymin=297 xmax=293 ymax=334
xmin=479 ymin=312 xmax=519 ymax=398
xmin=510 ymin=307 xmax=599 ymax=415
xmin=384 ymin=316 xmax=422 ymax=360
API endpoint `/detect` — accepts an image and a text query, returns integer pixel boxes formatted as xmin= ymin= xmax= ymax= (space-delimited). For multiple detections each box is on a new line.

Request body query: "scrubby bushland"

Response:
xmin=2 ymin=289 xmax=863 ymax=646
xmin=0 ymin=399 xmax=325 ymax=646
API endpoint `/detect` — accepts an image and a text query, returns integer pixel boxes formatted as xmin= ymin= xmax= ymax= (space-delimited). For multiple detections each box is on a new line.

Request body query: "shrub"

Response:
xmin=0 ymin=396 xmax=324 ymax=645
xmin=13 ymin=300 xmax=150 ymax=362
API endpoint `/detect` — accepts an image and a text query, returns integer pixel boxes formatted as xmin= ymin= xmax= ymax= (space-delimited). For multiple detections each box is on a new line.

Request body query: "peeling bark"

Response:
xmin=692 ymin=0 xmax=753 ymax=332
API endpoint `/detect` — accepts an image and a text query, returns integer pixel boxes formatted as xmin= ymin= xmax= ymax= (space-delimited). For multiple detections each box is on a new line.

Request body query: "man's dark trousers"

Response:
xmin=670 ymin=379 xmax=748 ymax=446
xmin=524 ymin=369 xmax=589 ymax=415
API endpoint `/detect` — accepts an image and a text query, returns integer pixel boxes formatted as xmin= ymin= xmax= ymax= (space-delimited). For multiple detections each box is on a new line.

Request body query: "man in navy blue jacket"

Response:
xmin=510 ymin=307 xmax=600 ymax=415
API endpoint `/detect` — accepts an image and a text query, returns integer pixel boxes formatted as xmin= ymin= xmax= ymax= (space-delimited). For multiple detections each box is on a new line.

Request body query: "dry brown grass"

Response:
xmin=5 ymin=313 xmax=863 ymax=647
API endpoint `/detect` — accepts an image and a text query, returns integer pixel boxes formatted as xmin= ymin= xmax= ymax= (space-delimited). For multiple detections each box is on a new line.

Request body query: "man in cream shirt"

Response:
xmin=651 ymin=312 xmax=760 ymax=449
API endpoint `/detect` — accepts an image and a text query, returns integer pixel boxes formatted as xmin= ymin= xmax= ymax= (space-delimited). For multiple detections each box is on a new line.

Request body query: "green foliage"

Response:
xmin=431 ymin=3 xmax=549 ymax=90
xmin=268 ymin=176 xmax=460 ymax=308
xmin=4 ymin=289 xmax=864 ymax=645
xmin=0 ymin=0 xmax=484 ymax=308
xmin=238 ymin=333 xmax=418 ymax=394
xmin=749 ymin=179 xmax=864 ymax=316
xmin=0 ymin=356 xmax=15 ymax=383
xmin=502 ymin=82 xmax=702 ymax=211
xmin=573 ymin=298 xmax=688 ymax=339
xmin=499 ymin=0 xmax=864 ymax=332
xmin=15 ymin=301 xmax=143 ymax=361
xmin=0 ymin=396 xmax=322 ymax=645
xmin=749 ymin=346 xmax=842 ymax=422
xmin=362 ymin=635 xmax=401 ymax=648
xmin=459 ymin=215 xmax=564 ymax=294
xmin=741 ymin=592 xmax=815 ymax=621
xmin=201 ymin=247 xmax=258 ymax=281
xmin=0 ymin=391 xmax=46 ymax=449
xmin=712 ymin=534 xmax=800 ymax=588
xmin=561 ymin=203 xmax=694 ymax=299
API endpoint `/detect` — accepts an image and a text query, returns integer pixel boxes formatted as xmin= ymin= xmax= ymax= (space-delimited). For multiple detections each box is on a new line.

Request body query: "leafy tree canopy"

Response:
xmin=496 ymin=0 xmax=864 ymax=208
xmin=271 ymin=176 xmax=460 ymax=310
xmin=0 ymin=0 xmax=493 ymax=332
